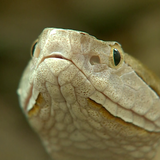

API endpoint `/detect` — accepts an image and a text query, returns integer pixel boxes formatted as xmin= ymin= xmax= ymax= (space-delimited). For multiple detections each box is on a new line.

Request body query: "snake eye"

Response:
xmin=31 ymin=39 xmax=40 ymax=58
xmin=113 ymin=48 xmax=121 ymax=66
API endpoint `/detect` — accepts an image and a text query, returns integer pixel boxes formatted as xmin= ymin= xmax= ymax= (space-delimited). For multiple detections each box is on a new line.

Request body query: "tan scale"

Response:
xmin=18 ymin=28 xmax=160 ymax=160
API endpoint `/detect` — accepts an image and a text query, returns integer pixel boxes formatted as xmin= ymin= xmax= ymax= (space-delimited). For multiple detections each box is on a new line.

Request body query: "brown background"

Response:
xmin=1 ymin=0 xmax=160 ymax=160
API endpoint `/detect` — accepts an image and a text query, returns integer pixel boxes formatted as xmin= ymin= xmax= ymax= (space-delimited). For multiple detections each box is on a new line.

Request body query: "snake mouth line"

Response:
xmin=88 ymin=97 xmax=160 ymax=133
xmin=87 ymin=97 xmax=141 ymax=131
xmin=88 ymin=97 xmax=135 ymax=124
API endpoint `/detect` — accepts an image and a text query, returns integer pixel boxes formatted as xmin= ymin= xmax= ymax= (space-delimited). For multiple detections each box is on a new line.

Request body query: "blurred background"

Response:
xmin=0 ymin=0 xmax=160 ymax=160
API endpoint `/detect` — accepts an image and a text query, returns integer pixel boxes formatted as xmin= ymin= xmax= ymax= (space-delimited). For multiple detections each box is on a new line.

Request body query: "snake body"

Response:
xmin=17 ymin=28 xmax=160 ymax=160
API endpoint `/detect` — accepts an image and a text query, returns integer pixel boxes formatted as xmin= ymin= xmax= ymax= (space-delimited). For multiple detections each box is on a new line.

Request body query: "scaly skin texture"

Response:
xmin=17 ymin=28 xmax=160 ymax=160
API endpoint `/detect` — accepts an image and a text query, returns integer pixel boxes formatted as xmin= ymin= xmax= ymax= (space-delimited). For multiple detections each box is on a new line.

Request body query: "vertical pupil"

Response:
xmin=113 ymin=49 xmax=121 ymax=66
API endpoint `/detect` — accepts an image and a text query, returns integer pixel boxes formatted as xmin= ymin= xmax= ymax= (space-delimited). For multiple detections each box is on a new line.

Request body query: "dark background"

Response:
xmin=1 ymin=1 xmax=160 ymax=160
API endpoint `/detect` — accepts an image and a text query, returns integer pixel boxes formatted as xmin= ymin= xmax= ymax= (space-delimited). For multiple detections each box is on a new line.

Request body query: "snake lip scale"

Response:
xmin=24 ymin=54 xmax=69 ymax=113
xmin=88 ymin=97 xmax=159 ymax=133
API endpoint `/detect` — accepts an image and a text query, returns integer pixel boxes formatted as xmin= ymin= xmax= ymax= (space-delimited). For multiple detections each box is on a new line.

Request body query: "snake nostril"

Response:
xmin=90 ymin=56 xmax=101 ymax=65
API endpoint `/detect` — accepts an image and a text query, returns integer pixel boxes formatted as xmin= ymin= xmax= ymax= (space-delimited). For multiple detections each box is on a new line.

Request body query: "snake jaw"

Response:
xmin=89 ymin=90 xmax=160 ymax=133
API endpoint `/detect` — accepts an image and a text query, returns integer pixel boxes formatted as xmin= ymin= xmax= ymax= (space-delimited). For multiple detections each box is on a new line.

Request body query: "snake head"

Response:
xmin=17 ymin=28 xmax=160 ymax=160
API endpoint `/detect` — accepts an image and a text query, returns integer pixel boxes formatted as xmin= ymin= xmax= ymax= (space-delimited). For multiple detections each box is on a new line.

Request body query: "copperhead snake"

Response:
xmin=17 ymin=28 xmax=160 ymax=160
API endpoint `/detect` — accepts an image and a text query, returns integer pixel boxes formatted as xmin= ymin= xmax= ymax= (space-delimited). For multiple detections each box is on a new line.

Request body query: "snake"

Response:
xmin=17 ymin=28 xmax=160 ymax=160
